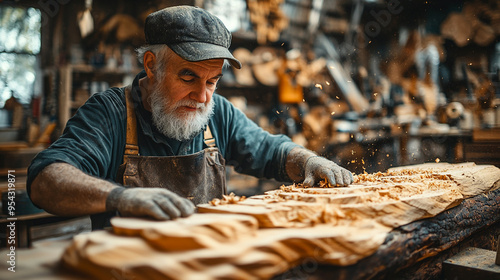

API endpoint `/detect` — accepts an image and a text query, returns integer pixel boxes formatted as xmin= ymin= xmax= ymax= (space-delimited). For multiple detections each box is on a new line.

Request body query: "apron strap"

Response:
xmin=124 ymin=86 xmax=139 ymax=160
xmin=204 ymin=125 xmax=216 ymax=148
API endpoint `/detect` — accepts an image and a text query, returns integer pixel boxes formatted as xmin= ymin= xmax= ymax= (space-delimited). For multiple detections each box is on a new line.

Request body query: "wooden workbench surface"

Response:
xmin=2 ymin=163 xmax=499 ymax=279
xmin=0 ymin=239 xmax=86 ymax=280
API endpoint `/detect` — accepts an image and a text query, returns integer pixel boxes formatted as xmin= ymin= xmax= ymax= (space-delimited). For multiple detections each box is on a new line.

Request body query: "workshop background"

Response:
xmin=0 ymin=0 xmax=499 ymax=246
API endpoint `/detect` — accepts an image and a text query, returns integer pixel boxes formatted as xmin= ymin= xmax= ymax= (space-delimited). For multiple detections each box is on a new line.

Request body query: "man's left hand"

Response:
xmin=286 ymin=147 xmax=353 ymax=187
xmin=303 ymin=156 xmax=353 ymax=187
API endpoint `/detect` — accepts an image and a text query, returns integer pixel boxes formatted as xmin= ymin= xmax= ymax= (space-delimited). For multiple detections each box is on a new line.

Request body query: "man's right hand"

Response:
xmin=106 ymin=187 xmax=195 ymax=220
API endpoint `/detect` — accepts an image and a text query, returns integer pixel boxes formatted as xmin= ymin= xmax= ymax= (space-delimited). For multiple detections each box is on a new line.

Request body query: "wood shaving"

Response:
xmin=318 ymin=180 xmax=341 ymax=188
xmin=205 ymin=164 xmax=481 ymax=227
xmin=209 ymin=192 xmax=246 ymax=206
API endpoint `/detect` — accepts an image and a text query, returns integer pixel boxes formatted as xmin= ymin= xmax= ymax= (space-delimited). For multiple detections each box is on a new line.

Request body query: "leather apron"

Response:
xmin=91 ymin=87 xmax=226 ymax=229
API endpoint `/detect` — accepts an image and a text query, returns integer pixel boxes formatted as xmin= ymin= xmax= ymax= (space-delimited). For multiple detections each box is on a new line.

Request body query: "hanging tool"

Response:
xmin=78 ymin=0 xmax=94 ymax=38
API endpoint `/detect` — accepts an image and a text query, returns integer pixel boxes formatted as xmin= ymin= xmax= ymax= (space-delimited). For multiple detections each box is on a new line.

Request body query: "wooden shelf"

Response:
xmin=473 ymin=128 xmax=500 ymax=142
xmin=58 ymin=65 xmax=139 ymax=129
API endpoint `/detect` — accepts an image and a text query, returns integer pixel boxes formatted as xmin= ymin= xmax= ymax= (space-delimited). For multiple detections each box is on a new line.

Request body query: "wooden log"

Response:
xmin=60 ymin=163 xmax=500 ymax=279
xmin=287 ymin=188 xmax=500 ymax=280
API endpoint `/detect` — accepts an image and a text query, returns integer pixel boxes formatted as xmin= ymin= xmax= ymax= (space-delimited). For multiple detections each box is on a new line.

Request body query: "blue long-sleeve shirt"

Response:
xmin=27 ymin=71 xmax=300 ymax=196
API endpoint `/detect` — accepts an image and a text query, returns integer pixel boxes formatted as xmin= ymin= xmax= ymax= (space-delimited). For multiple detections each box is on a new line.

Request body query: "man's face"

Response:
xmin=149 ymin=51 xmax=224 ymax=141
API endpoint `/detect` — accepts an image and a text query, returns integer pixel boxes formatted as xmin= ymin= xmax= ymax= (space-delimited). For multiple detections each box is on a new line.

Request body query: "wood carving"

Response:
xmin=61 ymin=163 xmax=500 ymax=279
xmin=246 ymin=0 xmax=288 ymax=44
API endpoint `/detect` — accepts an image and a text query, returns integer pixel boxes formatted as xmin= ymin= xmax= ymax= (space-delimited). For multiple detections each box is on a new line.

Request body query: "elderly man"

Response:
xmin=28 ymin=6 xmax=353 ymax=229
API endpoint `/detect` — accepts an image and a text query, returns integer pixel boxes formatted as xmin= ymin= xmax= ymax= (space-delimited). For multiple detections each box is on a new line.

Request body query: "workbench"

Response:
xmin=1 ymin=166 xmax=498 ymax=280
xmin=0 ymin=188 xmax=498 ymax=279
xmin=0 ymin=213 xmax=91 ymax=248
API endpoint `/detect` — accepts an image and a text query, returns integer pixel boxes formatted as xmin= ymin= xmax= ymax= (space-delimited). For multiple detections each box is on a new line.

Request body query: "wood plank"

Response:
xmin=473 ymin=128 xmax=500 ymax=141
xmin=0 ymin=212 xmax=52 ymax=223
xmin=62 ymin=220 xmax=391 ymax=279
xmin=30 ymin=216 xmax=91 ymax=242
xmin=0 ymin=142 xmax=29 ymax=151
xmin=110 ymin=214 xmax=258 ymax=251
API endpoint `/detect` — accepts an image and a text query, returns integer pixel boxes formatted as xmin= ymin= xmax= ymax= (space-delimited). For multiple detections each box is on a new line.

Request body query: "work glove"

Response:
xmin=286 ymin=147 xmax=353 ymax=187
xmin=303 ymin=156 xmax=353 ymax=187
xmin=105 ymin=187 xmax=195 ymax=220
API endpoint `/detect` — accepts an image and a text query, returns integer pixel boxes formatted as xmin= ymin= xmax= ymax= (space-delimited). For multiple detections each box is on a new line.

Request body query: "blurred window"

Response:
xmin=0 ymin=6 xmax=41 ymax=110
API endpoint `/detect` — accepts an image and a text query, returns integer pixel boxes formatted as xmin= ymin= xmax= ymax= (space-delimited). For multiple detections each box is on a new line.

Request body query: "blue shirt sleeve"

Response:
xmin=26 ymin=88 xmax=127 ymax=196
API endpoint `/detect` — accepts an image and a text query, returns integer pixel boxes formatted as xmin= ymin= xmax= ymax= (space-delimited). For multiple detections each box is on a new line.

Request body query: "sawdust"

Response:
xmin=213 ymin=166 xmax=463 ymax=206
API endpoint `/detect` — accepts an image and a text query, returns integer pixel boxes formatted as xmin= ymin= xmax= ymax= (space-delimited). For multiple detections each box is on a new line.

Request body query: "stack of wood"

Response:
xmin=246 ymin=0 xmax=289 ymax=44
xmin=61 ymin=163 xmax=500 ymax=279
xmin=441 ymin=1 xmax=500 ymax=47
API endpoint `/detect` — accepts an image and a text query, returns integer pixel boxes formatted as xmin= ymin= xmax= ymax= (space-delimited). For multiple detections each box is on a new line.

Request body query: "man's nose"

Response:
xmin=190 ymin=83 xmax=208 ymax=103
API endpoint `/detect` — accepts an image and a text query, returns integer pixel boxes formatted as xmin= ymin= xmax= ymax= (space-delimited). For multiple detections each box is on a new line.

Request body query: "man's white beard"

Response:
xmin=149 ymin=83 xmax=214 ymax=141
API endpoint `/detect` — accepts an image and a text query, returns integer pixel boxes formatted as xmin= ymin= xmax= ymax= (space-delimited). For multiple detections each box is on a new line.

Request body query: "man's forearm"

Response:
xmin=30 ymin=162 xmax=119 ymax=216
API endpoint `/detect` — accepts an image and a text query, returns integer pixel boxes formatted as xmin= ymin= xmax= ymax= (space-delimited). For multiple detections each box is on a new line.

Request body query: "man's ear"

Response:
xmin=143 ymin=51 xmax=156 ymax=81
